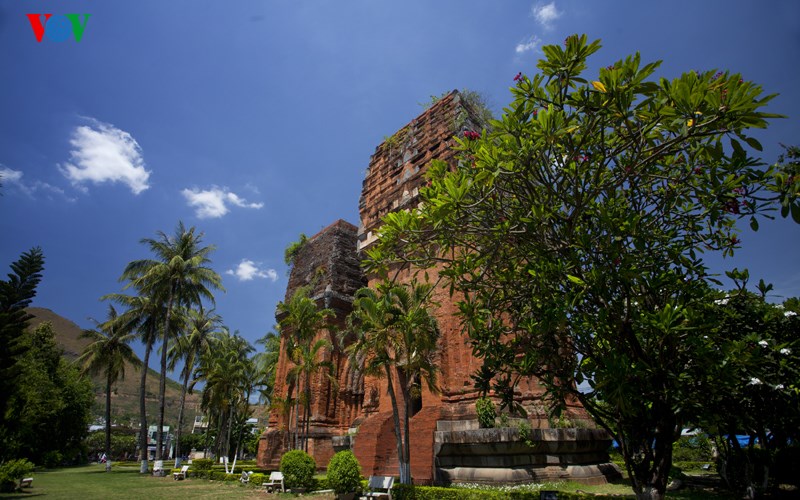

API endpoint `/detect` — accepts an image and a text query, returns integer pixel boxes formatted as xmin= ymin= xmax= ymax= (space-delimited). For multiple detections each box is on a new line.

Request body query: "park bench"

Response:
xmin=19 ymin=477 xmax=33 ymax=489
xmin=363 ymin=475 xmax=394 ymax=500
xmin=173 ymin=465 xmax=189 ymax=480
xmin=262 ymin=471 xmax=284 ymax=493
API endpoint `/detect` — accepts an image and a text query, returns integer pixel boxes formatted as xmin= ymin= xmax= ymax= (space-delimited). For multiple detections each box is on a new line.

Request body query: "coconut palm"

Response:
xmin=103 ymin=289 xmax=163 ymax=473
xmin=196 ymin=330 xmax=253 ymax=469
xmin=253 ymin=327 xmax=282 ymax=407
xmin=122 ymin=222 xmax=223 ymax=461
xmin=346 ymin=279 xmax=439 ymax=485
xmin=169 ymin=307 xmax=222 ymax=466
xmin=78 ymin=304 xmax=141 ymax=472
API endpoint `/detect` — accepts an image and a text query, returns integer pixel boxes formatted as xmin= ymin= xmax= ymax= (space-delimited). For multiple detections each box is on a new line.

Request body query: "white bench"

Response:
xmin=173 ymin=465 xmax=189 ymax=480
xmin=19 ymin=477 xmax=33 ymax=488
xmin=262 ymin=471 xmax=284 ymax=493
xmin=363 ymin=475 xmax=394 ymax=500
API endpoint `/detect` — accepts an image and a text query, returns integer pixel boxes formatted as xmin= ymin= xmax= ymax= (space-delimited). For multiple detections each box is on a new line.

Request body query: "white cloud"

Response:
xmin=226 ymin=259 xmax=278 ymax=282
xmin=516 ymin=35 xmax=542 ymax=54
xmin=181 ymin=186 xmax=264 ymax=219
xmin=0 ymin=166 xmax=23 ymax=184
xmin=532 ymin=2 xmax=561 ymax=29
xmin=1 ymin=165 xmax=72 ymax=200
xmin=60 ymin=119 xmax=150 ymax=194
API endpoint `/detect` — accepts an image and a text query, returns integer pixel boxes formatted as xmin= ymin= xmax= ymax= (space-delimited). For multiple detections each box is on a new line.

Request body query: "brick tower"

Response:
xmin=258 ymin=91 xmax=616 ymax=485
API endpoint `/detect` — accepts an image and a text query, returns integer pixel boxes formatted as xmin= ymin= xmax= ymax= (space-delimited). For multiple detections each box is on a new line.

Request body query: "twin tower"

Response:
xmin=256 ymin=91 xmax=618 ymax=485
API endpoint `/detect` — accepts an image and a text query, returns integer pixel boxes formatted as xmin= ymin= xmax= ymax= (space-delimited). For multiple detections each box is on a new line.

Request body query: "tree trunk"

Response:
xmin=384 ymin=366 xmax=409 ymax=484
xmin=138 ymin=340 xmax=152 ymax=474
xmin=174 ymin=353 xmax=193 ymax=468
xmin=105 ymin=372 xmax=112 ymax=472
xmin=156 ymin=288 xmax=175 ymax=461
xmin=401 ymin=380 xmax=412 ymax=485
xmin=625 ymin=412 xmax=676 ymax=500
xmin=304 ymin=376 xmax=312 ymax=453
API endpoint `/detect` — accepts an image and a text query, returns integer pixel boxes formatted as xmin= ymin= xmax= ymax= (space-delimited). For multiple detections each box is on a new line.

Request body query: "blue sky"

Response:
xmin=2 ymin=0 xmax=799 ymax=370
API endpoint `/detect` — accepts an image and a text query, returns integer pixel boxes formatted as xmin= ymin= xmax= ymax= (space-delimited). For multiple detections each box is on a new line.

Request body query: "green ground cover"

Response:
xmin=0 ymin=463 xmax=739 ymax=499
xmin=0 ymin=464 xmax=333 ymax=500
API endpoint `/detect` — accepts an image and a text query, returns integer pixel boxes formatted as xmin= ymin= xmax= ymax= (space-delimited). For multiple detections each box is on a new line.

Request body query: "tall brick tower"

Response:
xmin=258 ymin=91 xmax=616 ymax=485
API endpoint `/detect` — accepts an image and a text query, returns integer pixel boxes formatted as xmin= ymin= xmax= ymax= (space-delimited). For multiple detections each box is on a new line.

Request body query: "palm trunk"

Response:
xmin=384 ymin=366 xmax=409 ymax=484
xmin=138 ymin=340 xmax=153 ymax=473
xmin=225 ymin=402 xmax=235 ymax=472
xmin=174 ymin=354 xmax=193 ymax=468
xmin=105 ymin=372 xmax=112 ymax=472
xmin=293 ymin=377 xmax=301 ymax=450
xmin=156 ymin=288 xmax=175 ymax=461
xmin=304 ymin=376 xmax=312 ymax=452
xmin=401 ymin=378 xmax=412 ymax=485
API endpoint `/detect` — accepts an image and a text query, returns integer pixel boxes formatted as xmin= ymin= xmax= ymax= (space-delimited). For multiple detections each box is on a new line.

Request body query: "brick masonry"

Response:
xmin=258 ymin=91 xmax=608 ymax=484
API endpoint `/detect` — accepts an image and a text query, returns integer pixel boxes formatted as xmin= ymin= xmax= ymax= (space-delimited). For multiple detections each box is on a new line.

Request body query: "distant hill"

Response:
xmin=26 ymin=307 xmax=201 ymax=432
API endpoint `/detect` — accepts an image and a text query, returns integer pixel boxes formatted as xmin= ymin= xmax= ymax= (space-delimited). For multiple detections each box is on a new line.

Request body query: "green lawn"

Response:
xmin=0 ymin=464 xmax=333 ymax=500
xmin=1 ymin=464 xmax=738 ymax=500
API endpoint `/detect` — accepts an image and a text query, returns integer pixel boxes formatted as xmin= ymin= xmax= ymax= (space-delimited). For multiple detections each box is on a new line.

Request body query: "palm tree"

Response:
xmin=169 ymin=307 xmax=222 ymax=467
xmin=103 ymin=290 xmax=163 ymax=473
xmin=253 ymin=327 xmax=282 ymax=407
xmin=346 ymin=279 xmax=439 ymax=485
xmin=287 ymin=336 xmax=336 ymax=452
xmin=78 ymin=304 xmax=141 ymax=472
xmin=276 ymin=287 xmax=334 ymax=450
xmin=122 ymin=222 xmax=224 ymax=461
xmin=195 ymin=330 xmax=253 ymax=471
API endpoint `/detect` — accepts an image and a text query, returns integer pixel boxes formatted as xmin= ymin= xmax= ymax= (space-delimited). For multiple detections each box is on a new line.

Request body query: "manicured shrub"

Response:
xmin=326 ymin=451 xmax=362 ymax=494
xmin=279 ymin=449 xmax=316 ymax=490
xmin=0 ymin=459 xmax=34 ymax=493
xmin=476 ymin=397 xmax=496 ymax=428
xmin=192 ymin=458 xmax=214 ymax=471
xmin=248 ymin=472 xmax=265 ymax=486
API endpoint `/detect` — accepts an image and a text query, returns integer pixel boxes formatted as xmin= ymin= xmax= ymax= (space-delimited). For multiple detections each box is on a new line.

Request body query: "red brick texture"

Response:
xmin=258 ymin=92 xmax=596 ymax=483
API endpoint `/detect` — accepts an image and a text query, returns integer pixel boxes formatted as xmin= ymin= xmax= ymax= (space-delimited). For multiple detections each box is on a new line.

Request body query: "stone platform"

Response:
xmin=434 ymin=421 xmax=621 ymax=485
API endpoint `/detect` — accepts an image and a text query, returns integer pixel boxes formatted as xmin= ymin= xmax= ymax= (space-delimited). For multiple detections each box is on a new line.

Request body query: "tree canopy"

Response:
xmin=365 ymin=35 xmax=800 ymax=499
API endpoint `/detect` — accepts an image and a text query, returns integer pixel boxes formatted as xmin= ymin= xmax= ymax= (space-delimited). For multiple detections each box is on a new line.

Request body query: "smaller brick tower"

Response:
xmin=257 ymin=220 xmax=366 ymax=469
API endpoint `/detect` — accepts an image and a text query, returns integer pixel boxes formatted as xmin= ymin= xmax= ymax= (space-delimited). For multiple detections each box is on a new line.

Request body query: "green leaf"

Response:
xmin=792 ymin=202 xmax=800 ymax=224
xmin=567 ymin=275 xmax=585 ymax=286
xmin=742 ymin=136 xmax=763 ymax=152
xmin=749 ymin=216 xmax=759 ymax=231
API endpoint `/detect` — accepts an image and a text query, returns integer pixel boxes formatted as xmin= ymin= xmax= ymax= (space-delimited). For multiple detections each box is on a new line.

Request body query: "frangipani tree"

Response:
xmin=365 ymin=35 xmax=799 ymax=499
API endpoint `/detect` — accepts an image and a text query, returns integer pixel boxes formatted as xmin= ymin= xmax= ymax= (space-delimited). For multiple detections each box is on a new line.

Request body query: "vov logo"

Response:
xmin=27 ymin=14 xmax=91 ymax=42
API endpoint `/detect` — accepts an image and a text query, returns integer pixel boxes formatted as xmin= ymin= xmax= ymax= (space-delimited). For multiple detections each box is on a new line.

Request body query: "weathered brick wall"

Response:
xmin=259 ymin=220 xmax=366 ymax=470
xmin=259 ymin=92 xmax=593 ymax=480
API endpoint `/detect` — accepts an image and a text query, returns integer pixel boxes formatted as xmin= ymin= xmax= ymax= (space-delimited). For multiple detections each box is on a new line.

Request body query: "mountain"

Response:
xmin=26 ymin=307 xmax=201 ymax=431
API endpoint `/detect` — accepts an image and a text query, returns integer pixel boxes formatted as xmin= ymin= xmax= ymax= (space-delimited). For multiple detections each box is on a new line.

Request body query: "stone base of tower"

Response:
xmin=434 ymin=425 xmax=621 ymax=486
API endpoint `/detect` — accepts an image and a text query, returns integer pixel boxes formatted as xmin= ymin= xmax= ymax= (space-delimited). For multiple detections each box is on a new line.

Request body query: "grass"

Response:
xmin=0 ymin=464 xmax=334 ymax=500
xmin=1 ymin=463 xmax=740 ymax=500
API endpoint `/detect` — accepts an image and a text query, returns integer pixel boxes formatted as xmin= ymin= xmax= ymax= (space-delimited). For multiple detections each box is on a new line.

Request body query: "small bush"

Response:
xmin=192 ymin=458 xmax=214 ymax=471
xmin=0 ymin=459 xmax=35 ymax=493
xmin=248 ymin=472 xmax=265 ymax=486
xmin=326 ymin=451 xmax=362 ymax=494
xmin=279 ymin=449 xmax=316 ymax=490
xmin=476 ymin=397 xmax=496 ymax=428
